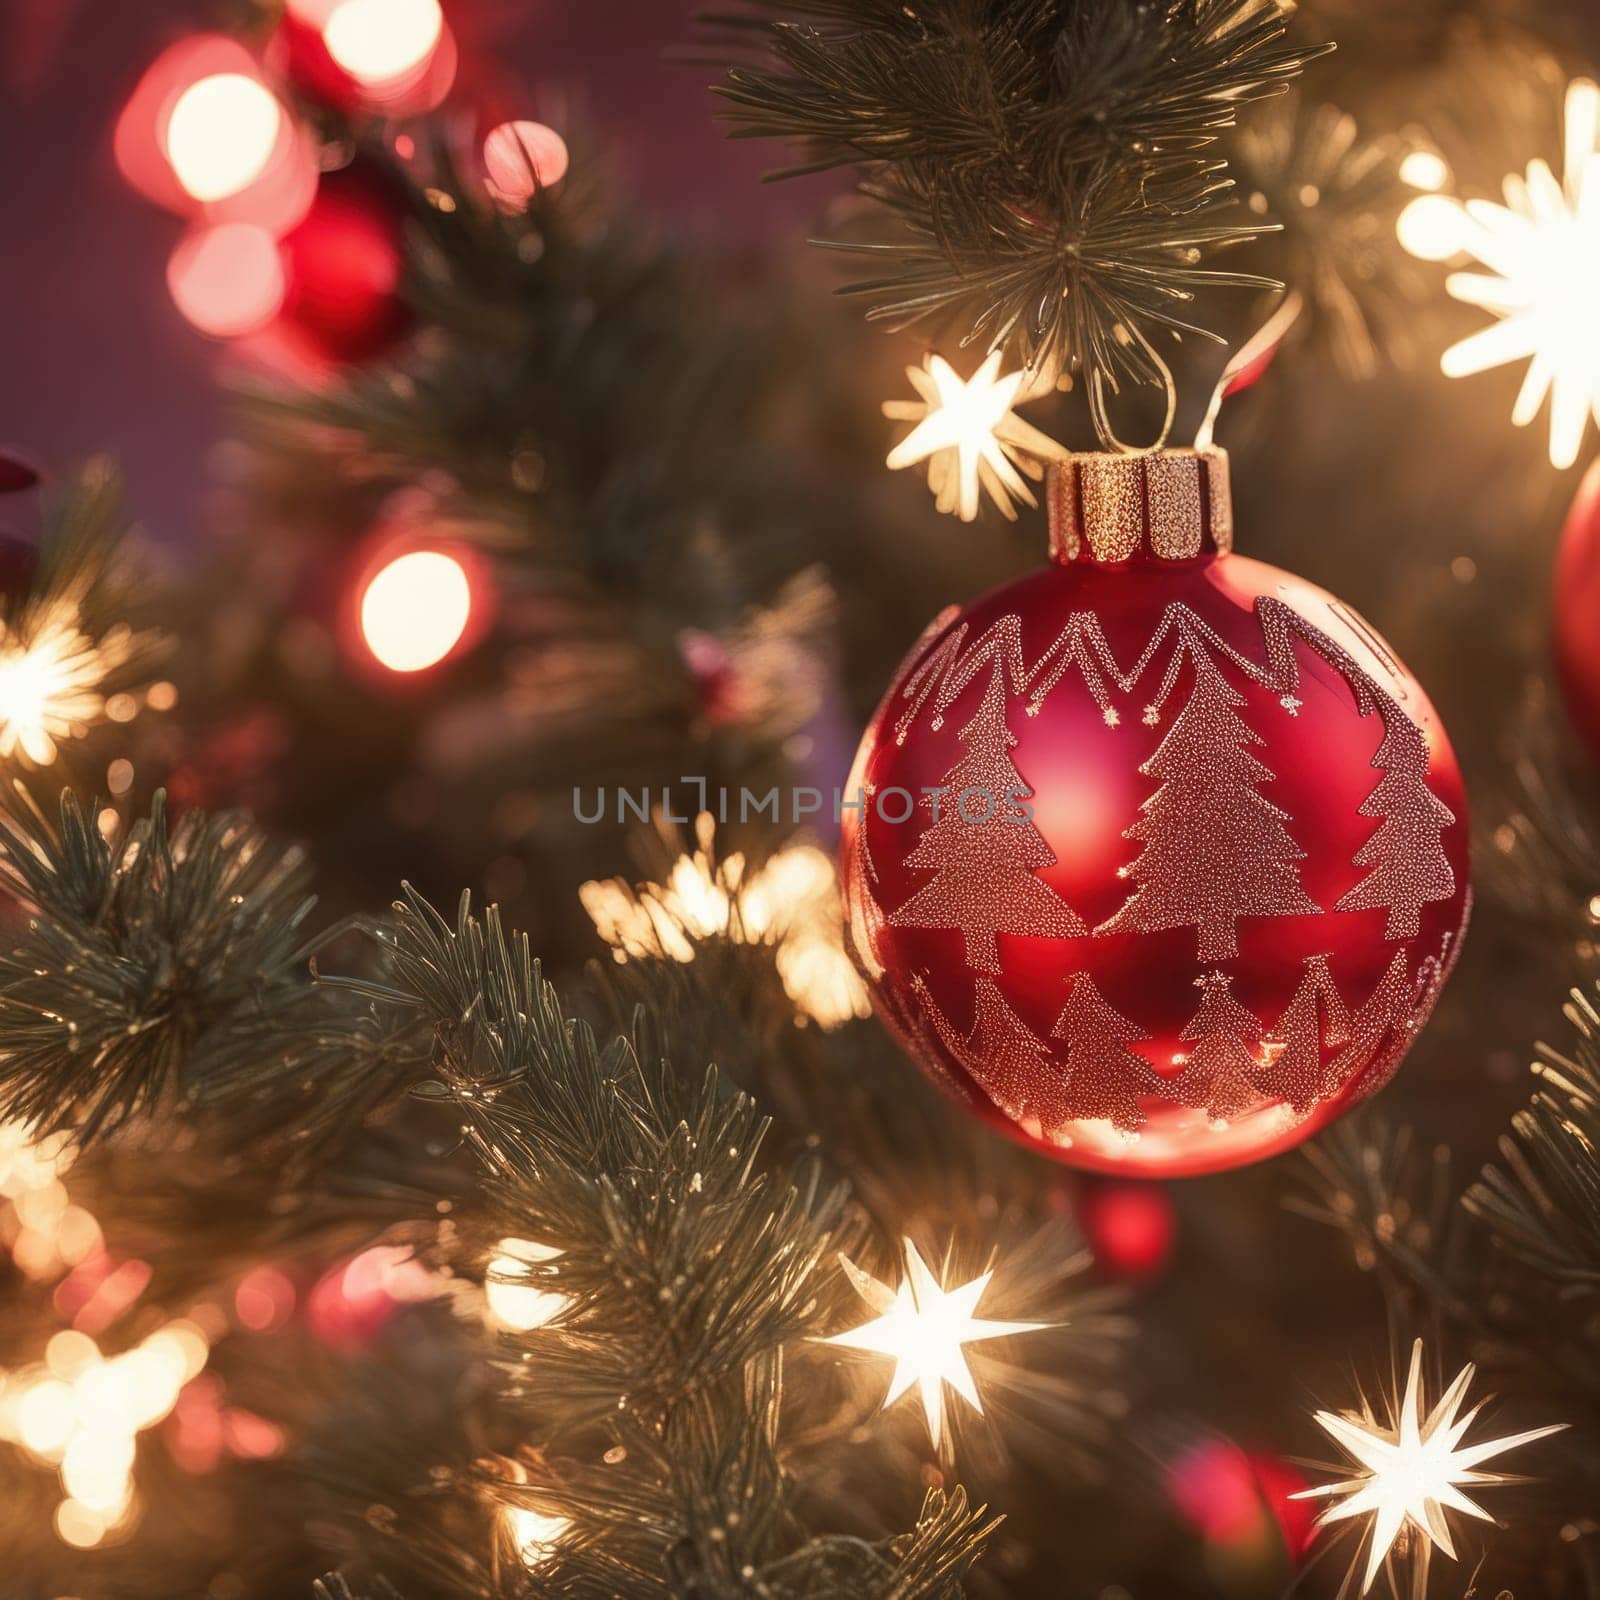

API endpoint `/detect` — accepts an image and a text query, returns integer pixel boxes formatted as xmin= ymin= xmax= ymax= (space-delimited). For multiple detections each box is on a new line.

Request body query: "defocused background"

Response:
xmin=0 ymin=0 xmax=828 ymax=540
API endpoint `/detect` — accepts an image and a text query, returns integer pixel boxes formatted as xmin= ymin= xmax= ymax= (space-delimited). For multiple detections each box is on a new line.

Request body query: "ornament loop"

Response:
xmin=1088 ymin=329 xmax=1177 ymax=455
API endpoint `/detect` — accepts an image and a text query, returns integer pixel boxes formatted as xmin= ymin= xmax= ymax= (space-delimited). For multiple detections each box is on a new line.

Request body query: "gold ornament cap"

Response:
xmin=1047 ymin=448 xmax=1233 ymax=566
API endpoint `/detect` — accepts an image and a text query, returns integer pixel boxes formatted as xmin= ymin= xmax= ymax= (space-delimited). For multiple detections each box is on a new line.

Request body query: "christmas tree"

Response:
xmin=1099 ymin=650 xmax=1319 ymax=959
xmin=1326 ymin=947 xmax=1418 ymax=1097
xmin=1255 ymin=953 xmax=1350 ymax=1116
xmin=4 ymin=2 xmax=1600 ymax=1597
xmin=964 ymin=976 xmax=1058 ymax=1136
xmin=1050 ymin=974 xmax=1160 ymax=1135
xmin=1335 ymin=715 xmax=1458 ymax=938
xmin=1169 ymin=971 xmax=1269 ymax=1125
xmin=890 ymin=667 xmax=1085 ymax=972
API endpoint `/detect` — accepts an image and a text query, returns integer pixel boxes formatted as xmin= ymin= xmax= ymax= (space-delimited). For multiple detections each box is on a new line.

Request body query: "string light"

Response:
xmin=0 ymin=603 xmax=143 ymax=768
xmin=824 ymin=1238 xmax=1049 ymax=1451
xmin=359 ymin=549 xmax=474 ymax=673
xmin=323 ymin=0 xmax=444 ymax=87
xmin=1293 ymin=1339 xmax=1566 ymax=1597
xmin=883 ymin=351 xmax=1068 ymax=522
xmin=164 ymin=73 xmax=283 ymax=204
xmin=0 ymin=1123 xmax=213 ymax=1548
xmin=1400 ymin=78 xmax=1600 ymax=468
xmin=485 ymin=1238 xmax=567 ymax=1331
xmin=503 ymin=1503 xmax=571 ymax=1568
xmin=579 ymin=815 xmax=870 ymax=1028
xmin=483 ymin=121 xmax=571 ymax=207
xmin=167 ymin=223 xmax=286 ymax=338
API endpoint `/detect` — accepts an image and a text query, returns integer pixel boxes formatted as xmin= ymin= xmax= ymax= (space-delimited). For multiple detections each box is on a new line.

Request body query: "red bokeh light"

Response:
xmin=1078 ymin=1180 xmax=1176 ymax=1280
xmin=276 ymin=162 xmax=411 ymax=363
xmin=483 ymin=120 xmax=570 ymax=207
xmin=234 ymin=1265 xmax=297 ymax=1333
xmin=167 ymin=224 xmax=287 ymax=339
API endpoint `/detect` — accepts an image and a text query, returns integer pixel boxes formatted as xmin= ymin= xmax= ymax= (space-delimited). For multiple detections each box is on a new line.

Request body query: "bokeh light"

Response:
xmin=323 ymin=0 xmax=443 ymax=86
xmin=483 ymin=121 xmax=571 ymax=207
xmin=485 ymin=1239 xmax=566 ymax=1331
xmin=359 ymin=550 xmax=473 ymax=673
xmin=1077 ymin=1181 xmax=1176 ymax=1280
xmin=1398 ymin=149 xmax=1449 ymax=192
xmin=167 ymin=224 xmax=287 ymax=339
xmin=580 ymin=817 xmax=871 ymax=1028
xmin=1395 ymin=193 xmax=1469 ymax=262
xmin=505 ymin=1504 xmax=572 ymax=1568
xmin=164 ymin=73 xmax=283 ymax=203
xmin=118 ymin=36 xmax=318 ymax=230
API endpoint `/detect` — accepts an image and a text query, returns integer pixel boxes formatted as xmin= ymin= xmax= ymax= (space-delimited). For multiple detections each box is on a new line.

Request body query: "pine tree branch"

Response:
xmin=0 ymin=460 xmax=169 ymax=774
xmin=705 ymin=0 xmax=1330 ymax=385
xmin=1464 ymin=985 xmax=1600 ymax=1291
xmin=320 ymin=888 xmax=998 ymax=1596
xmin=0 ymin=790 xmax=358 ymax=1144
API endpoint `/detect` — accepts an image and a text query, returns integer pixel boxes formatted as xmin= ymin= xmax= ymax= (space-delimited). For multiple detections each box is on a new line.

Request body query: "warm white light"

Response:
xmin=1295 ymin=1339 xmax=1566 ymax=1595
xmin=884 ymin=351 xmax=1067 ymax=521
xmin=165 ymin=73 xmax=282 ymax=203
xmin=825 ymin=1238 xmax=1048 ymax=1449
xmin=579 ymin=818 xmax=870 ymax=1027
xmin=1408 ymin=79 xmax=1600 ymax=468
xmin=1395 ymin=194 xmax=1470 ymax=262
xmin=54 ymin=1498 xmax=110 ymax=1549
xmin=359 ymin=550 xmax=472 ymax=673
xmin=324 ymin=0 xmax=443 ymax=85
xmin=485 ymin=1239 xmax=567 ymax=1331
xmin=505 ymin=1504 xmax=571 ymax=1567
xmin=18 ymin=1379 xmax=76 ymax=1456
xmin=1399 ymin=150 xmax=1450 ymax=192
xmin=0 ymin=604 xmax=137 ymax=767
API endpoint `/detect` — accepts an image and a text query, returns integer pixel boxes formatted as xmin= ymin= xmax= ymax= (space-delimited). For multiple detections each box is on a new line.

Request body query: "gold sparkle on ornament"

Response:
xmin=1399 ymin=78 xmax=1600 ymax=468
xmin=824 ymin=1238 xmax=1049 ymax=1452
xmin=883 ymin=352 xmax=1068 ymax=522
xmin=1293 ymin=1338 xmax=1566 ymax=1597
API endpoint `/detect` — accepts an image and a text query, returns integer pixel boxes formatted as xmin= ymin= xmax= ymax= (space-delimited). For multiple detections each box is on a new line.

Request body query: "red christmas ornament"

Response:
xmin=842 ymin=449 xmax=1470 ymax=1177
xmin=277 ymin=162 xmax=412 ymax=364
xmin=1553 ymin=457 xmax=1600 ymax=757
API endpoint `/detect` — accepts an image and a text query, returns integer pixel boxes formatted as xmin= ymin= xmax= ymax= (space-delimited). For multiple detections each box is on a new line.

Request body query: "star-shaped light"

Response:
xmin=1293 ymin=1339 xmax=1566 ymax=1597
xmin=884 ymin=352 xmax=1068 ymax=522
xmin=1399 ymin=78 xmax=1600 ymax=468
xmin=824 ymin=1238 xmax=1048 ymax=1450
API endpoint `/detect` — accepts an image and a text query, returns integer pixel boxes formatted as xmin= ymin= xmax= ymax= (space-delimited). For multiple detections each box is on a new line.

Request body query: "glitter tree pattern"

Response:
xmin=1169 ymin=970 xmax=1267 ymax=1124
xmin=1335 ymin=716 xmax=1457 ymax=940
xmin=1255 ymin=953 xmax=1351 ymax=1116
xmin=1328 ymin=948 xmax=1417 ymax=1097
xmin=1097 ymin=649 xmax=1319 ymax=960
xmin=891 ymin=666 xmax=1086 ymax=973
xmin=963 ymin=977 xmax=1061 ymax=1134
xmin=1050 ymin=974 xmax=1161 ymax=1134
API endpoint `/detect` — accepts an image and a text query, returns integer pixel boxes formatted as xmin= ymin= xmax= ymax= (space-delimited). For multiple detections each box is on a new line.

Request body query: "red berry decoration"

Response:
xmin=1553 ymin=457 xmax=1600 ymax=757
xmin=842 ymin=448 xmax=1470 ymax=1176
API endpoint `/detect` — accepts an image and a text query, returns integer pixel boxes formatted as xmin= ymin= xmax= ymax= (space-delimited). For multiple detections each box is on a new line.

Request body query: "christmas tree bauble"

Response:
xmin=1553 ymin=458 xmax=1600 ymax=757
xmin=278 ymin=163 xmax=411 ymax=365
xmin=842 ymin=448 xmax=1470 ymax=1176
